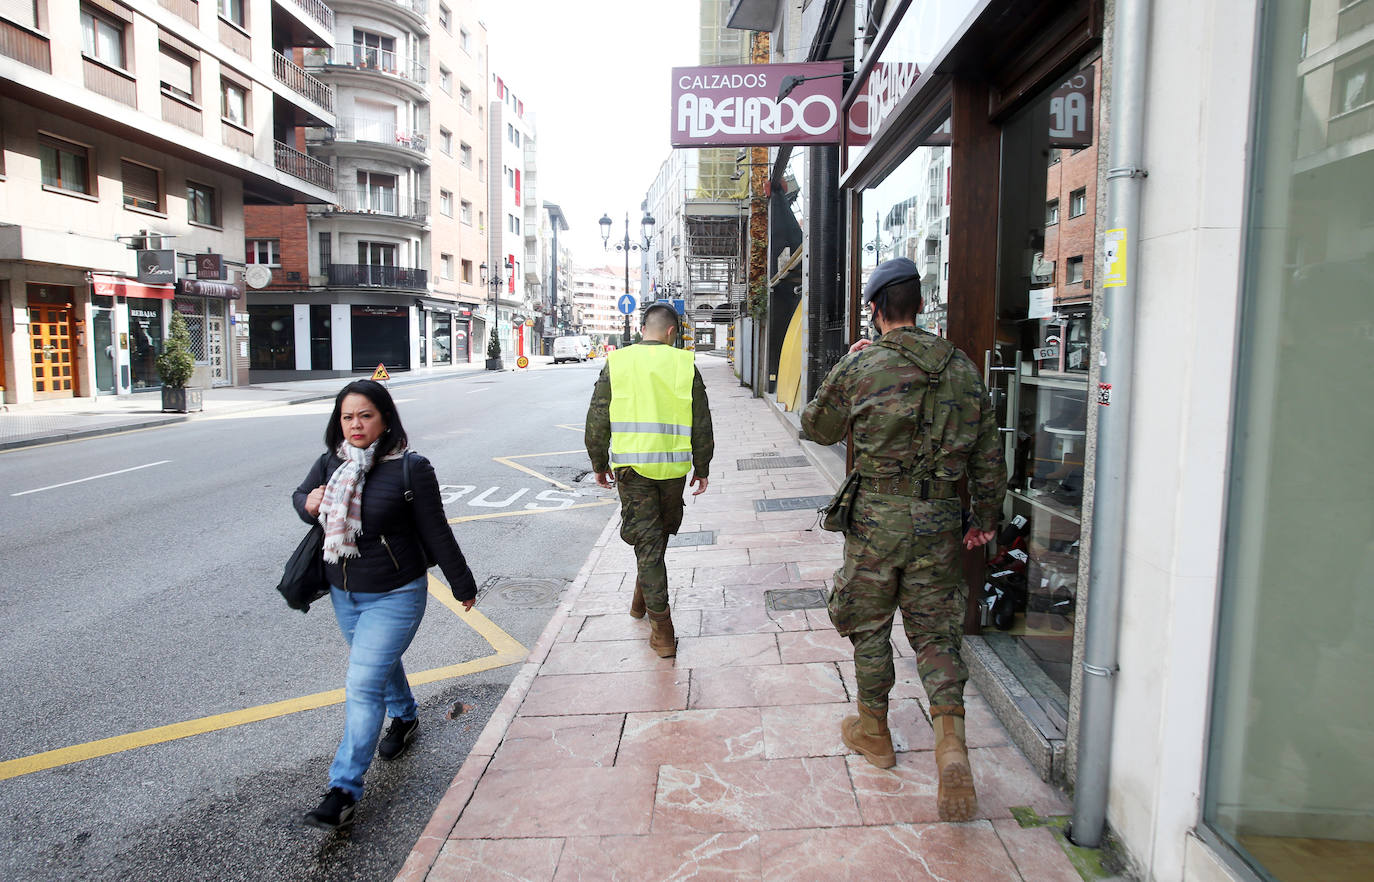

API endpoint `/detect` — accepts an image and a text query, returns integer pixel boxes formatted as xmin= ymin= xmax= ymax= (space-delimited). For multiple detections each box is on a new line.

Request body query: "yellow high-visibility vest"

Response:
xmin=607 ymin=343 xmax=695 ymax=479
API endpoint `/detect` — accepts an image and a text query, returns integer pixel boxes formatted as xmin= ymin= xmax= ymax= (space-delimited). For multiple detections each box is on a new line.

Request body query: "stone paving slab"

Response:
xmin=398 ymin=355 xmax=1081 ymax=881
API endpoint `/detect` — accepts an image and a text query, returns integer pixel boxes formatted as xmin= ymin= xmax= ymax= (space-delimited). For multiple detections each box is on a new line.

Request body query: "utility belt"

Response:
xmin=860 ymin=475 xmax=960 ymax=499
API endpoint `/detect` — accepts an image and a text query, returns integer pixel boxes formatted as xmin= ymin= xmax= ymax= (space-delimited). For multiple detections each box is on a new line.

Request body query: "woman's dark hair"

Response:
xmin=324 ymin=379 xmax=408 ymax=456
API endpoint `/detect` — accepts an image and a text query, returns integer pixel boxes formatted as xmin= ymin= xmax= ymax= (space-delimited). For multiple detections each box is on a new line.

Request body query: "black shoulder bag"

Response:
xmin=276 ymin=453 xmax=332 ymax=613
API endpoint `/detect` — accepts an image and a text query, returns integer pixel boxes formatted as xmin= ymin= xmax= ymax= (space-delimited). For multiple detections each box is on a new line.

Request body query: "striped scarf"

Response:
xmin=319 ymin=440 xmax=397 ymax=563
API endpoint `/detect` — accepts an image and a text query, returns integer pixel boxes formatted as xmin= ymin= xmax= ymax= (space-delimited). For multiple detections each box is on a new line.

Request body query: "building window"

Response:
xmin=246 ymin=239 xmax=280 ymax=266
xmin=478 ymin=159 xmax=485 ymax=181
xmin=439 ymin=67 xmax=451 ymax=95
xmin=440 ymin=253 xmax=453 ymax=279
xmin=460 ymin=84 xmax=472 ymax=112
xmin=217 ymin=0 xmax=244 ymax=28
xmin=461 ymin=259 xmax=473 ymax=283
xmin=318 ymin=231 xmax=332 ymax=269
xmin=121 ymin=160 xmax=162 ymax=212
xmin=159 ymin=45 xmax=195 ymax=101
xmin=221 ymin=79 xmax=247 ymax=127
xmin=439 ymin=128 xmax=452 ymax=155
xmin=438 ymin=3 xmax=450 ymax=32
xmin=1069 ymin=187 xmax=1087 ymax=217
xmin=1066 ymin=255 xmax=1084 ymax=283
xmin=459 ymin=26 xmax=471 ymax=54
xmin=459 ymin=142 xmax=472 ymax=168
xmin=439 ymin=189 xmax=453 ymax=216
xmin=1336 ymin=56 xmax=1373 ymax=114
xmin=39 ymin=135 xmax=92 ymax=195
xmin=356 ymin=170 xmax=397 ymax=213
xmin=509 ymin=214 xmax=520 ymax=234
xmin=186 ymin=180 xmax=218 ymax=226
xmin=460 ymin=199 xmax=472 ymax=224
xmin=81 ymin=6 xmax=126 ymax=69
xmin=1046 ymin=199 xmax=1060 ymax=226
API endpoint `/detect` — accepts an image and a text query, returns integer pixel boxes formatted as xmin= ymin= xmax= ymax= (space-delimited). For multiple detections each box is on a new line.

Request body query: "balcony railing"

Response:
xmin=328 ymin=189 xmax=428 ymax=219
xmin=327 ymin=264 xmax=428 ymax=290
xmin=330 ymin=117 xmax=427 ymax=154
xmin=274 ymin=51 xmax=333 ymax=112
xmin=285 ymin=0 xmax=333 ymax=31
xmin=274 ymin=140 xmax=335 ymax=191
xmin=317 ymin=44 xmax=426 ymax=85
xmin=373 ymin=0 xmax=427 ymax=15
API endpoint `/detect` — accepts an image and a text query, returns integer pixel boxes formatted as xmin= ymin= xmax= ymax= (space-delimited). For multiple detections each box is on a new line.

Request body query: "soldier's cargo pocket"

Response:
xmin=911 ymin=498 xmax=962 ymax=535
xmin=828 ymin=585 xmax=858 ymax=637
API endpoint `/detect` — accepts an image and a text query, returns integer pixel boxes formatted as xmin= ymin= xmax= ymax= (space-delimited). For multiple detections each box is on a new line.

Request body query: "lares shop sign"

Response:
xmin=672 ymin=62 xmax=844 ymax=147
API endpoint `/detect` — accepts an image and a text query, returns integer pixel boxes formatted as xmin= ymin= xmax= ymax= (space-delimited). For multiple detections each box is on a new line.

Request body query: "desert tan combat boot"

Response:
xmin=930 ymin=706 xmax=977 ymax=821
xmin=646 ymin=607 xmax=676 ymax=657
xmin=841 ymin=702 xmax=896 ymax=769
xmin=630 ymin=579 xmax=646 ymax=619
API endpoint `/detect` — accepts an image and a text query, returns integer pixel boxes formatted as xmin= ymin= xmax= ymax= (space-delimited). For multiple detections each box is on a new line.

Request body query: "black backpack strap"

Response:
xmin=318 ymin=452 xmax=330 ymax=481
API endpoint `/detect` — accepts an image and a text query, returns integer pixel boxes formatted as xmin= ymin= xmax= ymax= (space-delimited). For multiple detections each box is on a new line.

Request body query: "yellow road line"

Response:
xmin=448 ymin=498 xmax=614 ymax=525
xmin=490 ymin=448 xmax=590 ymax=492
xmin=0 ymin=576 xmax=524 ymax=782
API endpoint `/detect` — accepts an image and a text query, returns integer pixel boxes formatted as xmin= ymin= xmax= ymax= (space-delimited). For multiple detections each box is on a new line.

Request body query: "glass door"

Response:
xmin=93 ymin=306 xmax=115 ymax=394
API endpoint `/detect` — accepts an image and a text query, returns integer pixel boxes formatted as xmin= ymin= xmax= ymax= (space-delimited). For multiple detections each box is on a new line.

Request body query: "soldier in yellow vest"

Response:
xmin=584 ymin=304 xmax=714 ymax=657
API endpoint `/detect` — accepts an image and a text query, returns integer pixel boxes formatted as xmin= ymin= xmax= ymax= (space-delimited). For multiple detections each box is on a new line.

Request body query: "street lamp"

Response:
xmin=479 ymin=257 xmax=512 ymax=369
xmin=600 ymin=210 xmax=655 ymax=345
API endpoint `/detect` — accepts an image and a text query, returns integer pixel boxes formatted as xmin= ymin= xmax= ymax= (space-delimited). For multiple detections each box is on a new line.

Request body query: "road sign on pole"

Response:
xmin=617 ymin=294 xmax=637 ymax=315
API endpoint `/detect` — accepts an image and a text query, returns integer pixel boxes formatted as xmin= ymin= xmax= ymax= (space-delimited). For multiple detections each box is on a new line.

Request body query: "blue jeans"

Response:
xmin=328 ymin=577 xmax=428 ymax=799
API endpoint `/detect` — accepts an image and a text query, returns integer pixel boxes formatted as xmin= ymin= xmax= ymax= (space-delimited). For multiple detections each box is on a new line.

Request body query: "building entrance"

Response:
xmin=29 ymin=299 xmax=77 ymax=400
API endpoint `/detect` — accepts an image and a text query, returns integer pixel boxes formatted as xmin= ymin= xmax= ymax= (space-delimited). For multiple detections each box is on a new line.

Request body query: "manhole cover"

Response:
xmin=754 ymin=495 xmax=832 ymax=513
xmin=737 ymin=456 xmax=811 ymax=471
xmin=476 ymin=577 xmax=563 ymax=608
xmin=765 ymin=588 xmax=828 ymax=611
xmin=668 ymin=530 xmax=716 ymax=547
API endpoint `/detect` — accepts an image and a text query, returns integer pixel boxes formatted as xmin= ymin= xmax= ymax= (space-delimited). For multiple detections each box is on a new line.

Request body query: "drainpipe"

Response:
xmin=1069 ymin=0 xmax=1150 ymax=850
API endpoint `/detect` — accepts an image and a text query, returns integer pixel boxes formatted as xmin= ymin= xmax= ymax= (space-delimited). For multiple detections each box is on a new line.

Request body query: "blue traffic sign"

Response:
xmin=617 ymin=294 xmax=637 ymax=315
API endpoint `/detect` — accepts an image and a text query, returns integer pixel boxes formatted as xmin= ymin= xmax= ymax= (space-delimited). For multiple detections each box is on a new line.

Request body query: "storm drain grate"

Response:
xmin=736 ymin=456 xmax=812 ymax=471
xmin=668 ymin=530 xmax=716 ymax=547
xmin=754 ymin=495 xmax=832 ymax=513
xmin=765 ymin=588 xmax=829 ymax=611
xmin=475 ymin=577 xmax=564 ymax=608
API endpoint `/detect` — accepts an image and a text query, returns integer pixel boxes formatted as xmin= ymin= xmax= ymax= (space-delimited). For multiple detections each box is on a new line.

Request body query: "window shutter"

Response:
xmin=159 ymin=47 xmax=194 ymax=97
xmin=0 ymin=0 xmax=37 ymax=29
xmin=122 ymin=160 xmax=159 ymax=207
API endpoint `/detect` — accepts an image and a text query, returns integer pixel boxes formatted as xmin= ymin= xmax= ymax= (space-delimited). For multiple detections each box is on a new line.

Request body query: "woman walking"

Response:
xmin=293 ymin=379 xmax=478 ymax=830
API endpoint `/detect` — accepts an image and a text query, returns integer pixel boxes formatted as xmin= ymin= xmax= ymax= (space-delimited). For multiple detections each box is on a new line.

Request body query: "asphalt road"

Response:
xmin=0 ymin=360 xmax=615 ymax=881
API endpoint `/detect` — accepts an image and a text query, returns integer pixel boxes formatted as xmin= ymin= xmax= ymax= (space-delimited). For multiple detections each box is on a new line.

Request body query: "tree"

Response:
xmin=156 ymin=312 xmax=195 ymax=389
xmin=487 ymin=325 xmax=502 ymax=360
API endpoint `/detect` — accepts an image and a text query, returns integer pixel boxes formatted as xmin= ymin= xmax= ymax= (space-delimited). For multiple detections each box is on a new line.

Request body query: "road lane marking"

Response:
xmin=10 ymin=460 xmax=172 ymax=496
xmin=449 ymin=498 xmax=614 ymax=525
xmin=0 ymin=576 xmax=525 ymax=782
xmin=492 ymin=449 xmax=587 ymax=491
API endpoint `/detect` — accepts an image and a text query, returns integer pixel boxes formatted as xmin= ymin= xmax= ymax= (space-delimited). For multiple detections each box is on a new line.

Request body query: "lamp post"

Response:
xmin=479 ymin=258 xmax=512 ymax=370
xmin=599 ymin=210 xmax=655 ymax=345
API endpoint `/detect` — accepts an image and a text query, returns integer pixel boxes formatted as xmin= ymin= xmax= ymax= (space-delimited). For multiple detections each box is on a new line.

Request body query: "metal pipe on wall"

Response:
xmin=1070 ymin=0 xmax=1151 ymax=850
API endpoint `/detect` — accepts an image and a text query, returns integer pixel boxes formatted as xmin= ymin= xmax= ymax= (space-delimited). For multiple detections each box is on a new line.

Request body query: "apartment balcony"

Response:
xmin=274 ymin=51 xmax=333 ymax=120
xmin=328 ymin=0 xmax=428 ymax=30
xmin=274 ymin=141 xmax=335 ymax=191
xmin=327 ymin=264 xmax=428 ymax=290
xmin=309 ymin=117 xmax=429 ymax=167
xmin=306 ymin=44 xmax=427 ymax=101
xmin=320 ymin=189 xmax=429 ymax=226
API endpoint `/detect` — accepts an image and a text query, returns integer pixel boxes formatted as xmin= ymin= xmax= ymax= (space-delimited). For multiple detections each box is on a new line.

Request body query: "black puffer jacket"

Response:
xmin=293 ymin=451 xmax=477 ymax=601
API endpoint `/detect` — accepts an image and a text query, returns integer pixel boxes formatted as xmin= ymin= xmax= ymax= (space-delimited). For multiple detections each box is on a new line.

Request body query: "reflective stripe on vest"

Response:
xmin=607 ymin=344 xmax=695 ymax=479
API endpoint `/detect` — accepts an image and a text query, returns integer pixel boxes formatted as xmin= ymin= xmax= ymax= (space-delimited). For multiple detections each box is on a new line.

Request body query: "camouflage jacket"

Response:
xmin=584 ymin=342 xmax=714 ymax=478
xmin=800 ymin=326 xmax=1006 ymax=531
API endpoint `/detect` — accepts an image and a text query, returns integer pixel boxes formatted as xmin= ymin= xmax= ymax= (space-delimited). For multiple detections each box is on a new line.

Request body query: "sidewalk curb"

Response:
xmin=395 ymin=504 xmax=623 ymax=882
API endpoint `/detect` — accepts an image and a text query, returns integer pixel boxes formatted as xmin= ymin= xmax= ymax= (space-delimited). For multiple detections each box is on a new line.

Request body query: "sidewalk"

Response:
xmin=0 ymin=357 xmax=550 ymax=451
xmin=397 ymin=355 xmax=1082 ymax=882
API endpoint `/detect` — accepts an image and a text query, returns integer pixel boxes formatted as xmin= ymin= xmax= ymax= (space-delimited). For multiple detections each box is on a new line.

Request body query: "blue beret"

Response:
xmin=862 ymin=257 xmax=920 ymax=306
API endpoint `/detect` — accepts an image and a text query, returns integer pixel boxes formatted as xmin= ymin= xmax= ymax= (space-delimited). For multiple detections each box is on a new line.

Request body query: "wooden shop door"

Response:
xmin=30 ymin=304 xmax=77 ymax=399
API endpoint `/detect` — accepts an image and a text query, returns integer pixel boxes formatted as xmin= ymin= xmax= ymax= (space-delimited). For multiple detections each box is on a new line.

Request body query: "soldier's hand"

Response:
xmin=595 ymin=470 xmax=615 ymax=489
xmin=963 ymin=528 xmax=996 ymax=549
xmin=848 ymin=338 xmax=873 ymax=354
xmin=690 ymin=474 xmax=709 ymax=496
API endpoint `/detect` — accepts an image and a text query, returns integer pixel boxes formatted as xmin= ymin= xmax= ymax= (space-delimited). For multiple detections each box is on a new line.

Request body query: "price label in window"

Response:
xmin=1033 ymin=346 xmax=1059 ymax=361
xmin=1097 ymin=383 xmax=1112 ymax=406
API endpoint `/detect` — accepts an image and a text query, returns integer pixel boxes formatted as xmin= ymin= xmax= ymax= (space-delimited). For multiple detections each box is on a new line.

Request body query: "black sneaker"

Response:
xmin=377 ymin=715 xmax=419 ymax=761
xmin=303 ymin=787 xmax=356 ymax=830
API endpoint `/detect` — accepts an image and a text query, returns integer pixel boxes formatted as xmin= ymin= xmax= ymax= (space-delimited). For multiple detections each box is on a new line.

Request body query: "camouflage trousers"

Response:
xmin=615 ymin=467 xmax=687 ymax=614
xmin=829 ymin=496 xmax=967 ymax=714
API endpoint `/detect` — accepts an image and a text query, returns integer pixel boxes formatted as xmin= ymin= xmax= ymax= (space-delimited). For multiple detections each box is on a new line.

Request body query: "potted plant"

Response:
xmin=157 ymin=311 xmax=202 ymax=413
xmin=485 ymin=325 xmax=503 ymax=371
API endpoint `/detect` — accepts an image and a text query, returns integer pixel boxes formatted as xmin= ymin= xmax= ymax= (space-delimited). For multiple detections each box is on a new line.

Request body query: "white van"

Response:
xmin=552 ymin=336 xmax=591 ymax=364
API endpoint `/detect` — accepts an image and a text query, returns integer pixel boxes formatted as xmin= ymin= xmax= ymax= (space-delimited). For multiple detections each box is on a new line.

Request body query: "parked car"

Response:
xmin=552 ymin=335 xmax=592 ymax=364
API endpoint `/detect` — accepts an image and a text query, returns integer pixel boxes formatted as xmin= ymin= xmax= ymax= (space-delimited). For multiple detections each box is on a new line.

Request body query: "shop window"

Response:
xmin=186 ymin=180 xmax=218 ymax=226
xmin=81 ymin=5 xmax=126 ymax=69
xmin=121 ymin=160 xmax=162 ymax=212
xmin=248 ymin=305 xmax=294 ymax=370
xmin=439 ymin=128 xmax=452 ymax=155
xmin=440 ymin=253 xmax=453 ymax=279
xmin=159 ymin=44 xmax=196 ymax=102
xmin=221 ymin=79 xmax=247 ymax=127
xmin=1069 ymin=188 xmax=1087 ymax=217
xmin=173 ymin=298 xmax=207 ymax=360
xmin=39 ymin=135 xmax=92 ymax=196
xmin=128 ymin=298 xmax=164 ymax=388
xmin=246 ymin=239 xmax=279 ymax=266
xmin=1066 ymin=255 xmax=1084 ymax=283
xmin=1046 ymin=199 xmax=1059 ymax=226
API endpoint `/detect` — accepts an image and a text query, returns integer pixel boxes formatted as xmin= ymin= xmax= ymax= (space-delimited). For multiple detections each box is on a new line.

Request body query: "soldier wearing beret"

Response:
xmin=801 ymin=257 xmax=1006 ymax=821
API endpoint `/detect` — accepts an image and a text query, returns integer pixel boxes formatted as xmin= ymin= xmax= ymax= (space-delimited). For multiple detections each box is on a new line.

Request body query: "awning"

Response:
xmin=90 ymin=274 xmax=174 ymax=300
xmin=178 ymin=279 xmax=242 ymax=299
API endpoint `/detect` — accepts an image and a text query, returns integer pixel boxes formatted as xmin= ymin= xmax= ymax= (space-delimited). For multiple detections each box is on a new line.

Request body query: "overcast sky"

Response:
xmin=477 ymin=0 xmax=701 ymax=268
